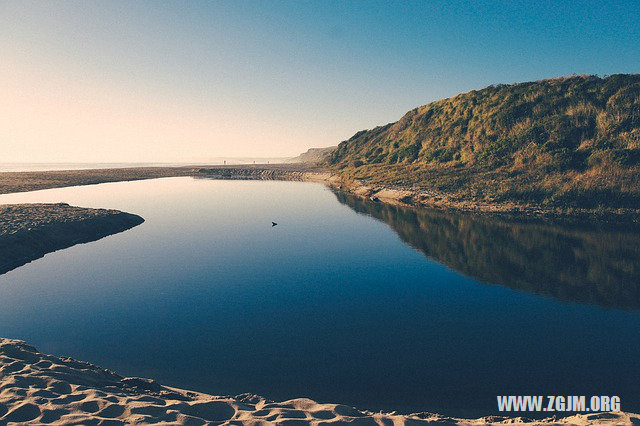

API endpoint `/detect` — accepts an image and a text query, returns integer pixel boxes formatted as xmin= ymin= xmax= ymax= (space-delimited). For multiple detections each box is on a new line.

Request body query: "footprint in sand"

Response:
xmin=311 ymin=410 xmax=336 ymax=420
xmin=278 ymin=409 xmax=307 ymax=419
xmin=183 ymin=401 xmax=236 ymax=422
xmin=130 ymin=404 xmax=169 ymax=417
xmin=1 ymin=360 xmax=25 ymax=373
xmin=78 ymin=400 xmax=101 ymax=413
xmin=33 ymin=360 xmax=53 ymax=369
xmin=3 ymin=402 xmax=41 ymax=422
xmin=39 ymin=408 xmax=69 ymax=423
xmin=47 ymin=379 xmax=73 ymax=395
xmin=96 ymin=403 xmax=126 ymax=418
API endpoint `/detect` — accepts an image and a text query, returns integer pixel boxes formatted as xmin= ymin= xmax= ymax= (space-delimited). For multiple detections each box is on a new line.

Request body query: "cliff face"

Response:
xmin=0 ymin=203 xmax=144 ymax=275
xmin=286 ymin=146 xmax=337 ymax=164
xmin=328 ymin=74 xmax=640 ymax=210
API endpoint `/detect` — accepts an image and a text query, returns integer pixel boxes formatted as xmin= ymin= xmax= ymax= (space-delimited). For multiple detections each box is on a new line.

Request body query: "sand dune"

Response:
xmin=0 ymin=339 xmax=637 ymax=425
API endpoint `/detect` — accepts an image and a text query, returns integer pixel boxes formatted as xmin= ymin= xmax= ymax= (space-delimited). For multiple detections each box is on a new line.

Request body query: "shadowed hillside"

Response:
xmin=334 ymin=191 xmax=640 ymax=309
xmin=329 ymin=74 xmax=640 ymax=210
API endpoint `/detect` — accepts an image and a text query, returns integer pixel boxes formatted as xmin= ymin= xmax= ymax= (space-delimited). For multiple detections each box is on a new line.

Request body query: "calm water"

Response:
xmin=0 ymin=177 xmax=639 ymax=417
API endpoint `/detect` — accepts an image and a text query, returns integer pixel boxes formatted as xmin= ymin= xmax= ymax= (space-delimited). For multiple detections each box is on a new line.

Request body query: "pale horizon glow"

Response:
xmin=1 ymin=1 xmax=638 ymax=163
xmin=2 ymin=55 xmax=306 ymax=163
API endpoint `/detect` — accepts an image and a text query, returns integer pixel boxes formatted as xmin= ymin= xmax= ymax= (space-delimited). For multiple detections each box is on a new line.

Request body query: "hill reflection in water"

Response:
xmin=333 ymin=191 xmax=640 ymax=310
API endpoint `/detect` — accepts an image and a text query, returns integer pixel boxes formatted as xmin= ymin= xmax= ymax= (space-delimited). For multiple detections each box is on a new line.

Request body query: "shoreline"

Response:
xmin=195 ymin=166 xmax=640 ymax=224
xmin=1 ymin=173 xmax=639 ymax=423
xmin=0 ymin=167 xmax=193 ymax=195
xmin=1 ymin=338 xmax=636 ymax=425
xmin=2 ymin=165 xmax=638 ymax=223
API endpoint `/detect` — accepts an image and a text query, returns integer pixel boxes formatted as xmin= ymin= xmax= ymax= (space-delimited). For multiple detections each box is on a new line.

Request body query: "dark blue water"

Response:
xmin=0 ymin=178 xmax=638 ymax=417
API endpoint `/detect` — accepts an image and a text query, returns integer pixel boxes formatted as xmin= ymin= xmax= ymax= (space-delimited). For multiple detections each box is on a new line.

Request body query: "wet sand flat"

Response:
xmin=0 ymin=203 xmax=143 ymax=275
xmin=0 ymin=165 xmax=327 ymax=195
xmin=0 ymin=167 xmax=194 ymax=195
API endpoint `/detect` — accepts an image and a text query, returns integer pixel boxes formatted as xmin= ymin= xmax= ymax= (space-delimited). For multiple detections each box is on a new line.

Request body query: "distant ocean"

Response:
xmin=0 ymin=163 xmax=196 ymax=172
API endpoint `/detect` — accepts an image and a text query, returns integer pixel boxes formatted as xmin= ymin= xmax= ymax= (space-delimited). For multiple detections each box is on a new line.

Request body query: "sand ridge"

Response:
xmin=1 ymin=339 xmax=638 ymax=425
xmin=0 ymin=203 xmax=144 ymax=275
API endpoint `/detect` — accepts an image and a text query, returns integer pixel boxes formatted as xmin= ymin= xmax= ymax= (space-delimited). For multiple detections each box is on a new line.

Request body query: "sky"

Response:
xmin=1 ymin=0 xmax=639 ymax=163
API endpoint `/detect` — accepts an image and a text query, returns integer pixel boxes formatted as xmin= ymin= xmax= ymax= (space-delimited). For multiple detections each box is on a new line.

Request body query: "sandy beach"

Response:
xmin=1 ymin=338 xmax=636 ymax=425
xmin=0 ymin=203 xmax=144 ymax=275
xmin=0 ymin=168 xmax=193 ymax=195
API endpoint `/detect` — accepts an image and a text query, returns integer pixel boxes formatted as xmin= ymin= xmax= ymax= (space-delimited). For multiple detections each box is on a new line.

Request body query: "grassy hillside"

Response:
xmin=328 ymin=74 xmax=640 ymax=209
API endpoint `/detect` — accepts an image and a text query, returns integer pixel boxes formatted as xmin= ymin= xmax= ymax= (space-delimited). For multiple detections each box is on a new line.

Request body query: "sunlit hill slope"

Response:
xmin=328 ymin=74 xmax=640 ymax=210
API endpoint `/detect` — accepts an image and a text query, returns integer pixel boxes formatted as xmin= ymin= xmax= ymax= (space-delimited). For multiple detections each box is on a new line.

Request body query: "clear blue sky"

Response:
xmin=1 ymin=0 xmax=638 ymax=162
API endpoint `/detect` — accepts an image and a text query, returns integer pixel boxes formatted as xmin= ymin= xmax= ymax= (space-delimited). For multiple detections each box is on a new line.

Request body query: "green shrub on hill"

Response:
xmin=328 ymin=74 xmax=640 ymax=209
